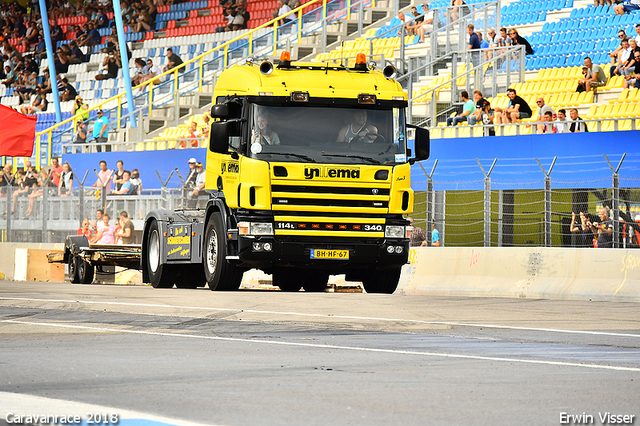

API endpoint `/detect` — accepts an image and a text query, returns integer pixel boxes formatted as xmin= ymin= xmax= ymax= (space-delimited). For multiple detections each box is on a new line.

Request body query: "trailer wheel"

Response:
xmin=362 ymin=268 xmax=401 ymax=294
xmin=204 ymin=212 xmax=242 ymax=291
xmin=76 ymin=258 xmax=95 ymax=284
xmin=146 ymin=220 xmax=176 ymax=288
xmin=68 ymin=253 xmax=80 ymax=284
xmin=272 ymin=268 xmax=302 ymax=292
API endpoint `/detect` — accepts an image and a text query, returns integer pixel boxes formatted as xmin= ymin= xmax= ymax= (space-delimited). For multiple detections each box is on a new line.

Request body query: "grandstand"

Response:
xmin=1 ymin=0 xmax=640 ymax=167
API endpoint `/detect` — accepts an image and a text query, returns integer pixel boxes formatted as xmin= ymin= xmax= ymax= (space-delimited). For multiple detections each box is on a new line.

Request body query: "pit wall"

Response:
xmin=2 ymin=243 xmax=639 ymax=302
xmin=399 ymin=247 xmax=640 ymax=302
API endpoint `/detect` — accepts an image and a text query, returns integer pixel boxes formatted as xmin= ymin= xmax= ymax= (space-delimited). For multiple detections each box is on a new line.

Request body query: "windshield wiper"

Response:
xmin=265 ymin=152 xmax=317 ymax=163
xmin=321 ymin=153 xmax=381 ymax=165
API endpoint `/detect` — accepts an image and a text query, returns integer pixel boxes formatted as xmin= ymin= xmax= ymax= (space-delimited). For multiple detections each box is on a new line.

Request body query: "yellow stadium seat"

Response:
xmin=601 ymin=104 xmax=614 ymax=118
xmin=587 ymin=121 xmax=597 ymax=132
xmin=548 ymin=68 xmax=559 ymax=81
xmin=135 ymin=142 xmax=145 ymax=151
xmin=602 ymin=120 xmax=615 ymax=132
xmin=430 ymin=128 xmax=441 ymax=139
xmin=611 ymin=103 xmax=625 ymax=118
xmin=618 ymin=119 xmax=632 ymax=131
xmin=550 ymin=80 xmax=562 ymax=94
xmin=536 ymin=69 xmax=547 ymax=81
xmin=156 ymin=141 xmax=166 ymax=150
xmin=629 ymin=89 xmax=640 ymax=103
xmin=473 ymin=126 xmax=484 ymax=137
xmin=458 ymin=127 xmax=470 ymax=138
xmin=585 ymin=104 xmax=598 ymax=118
xmin=632 ymin=102 xmax=640 ymax=116
xmin=145 ymin=141 xmax=156 ymax=151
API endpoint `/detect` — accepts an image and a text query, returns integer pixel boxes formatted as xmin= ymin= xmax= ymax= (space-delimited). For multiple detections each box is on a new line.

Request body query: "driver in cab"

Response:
xmin=336 ymin=110 xmax=378 ymax=143
xmin=252 ymin=114 xmax=281 ymax=145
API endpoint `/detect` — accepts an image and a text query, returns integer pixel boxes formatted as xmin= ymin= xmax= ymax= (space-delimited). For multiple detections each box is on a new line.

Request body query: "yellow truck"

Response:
xmin=58 ymin=53 xmax=429 ymax=293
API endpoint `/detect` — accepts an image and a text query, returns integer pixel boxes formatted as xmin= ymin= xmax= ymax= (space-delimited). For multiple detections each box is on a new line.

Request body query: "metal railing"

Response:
xmin=14 ymin=0 xmax=378 ymax=169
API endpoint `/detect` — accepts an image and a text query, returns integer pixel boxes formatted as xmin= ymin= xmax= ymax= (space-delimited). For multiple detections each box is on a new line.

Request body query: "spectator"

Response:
xmin=185 ymin=158 xmax=198 ymax=189
xmin=629 ymin=38 xmax=640 ymax=55
xmin=112 ymin=160 xmax=125 ymax=191
xmin=467 ymin=24 xmax=481 ymax=66
xmin=508 ymin=29 xmax=533 ymax=55
xmin=187 ymin=162 xmax=206 ymax=208
xmin=570 ymin=212 xmax=593 ymax=248
xmin=95 ymin=6 xmax=109 ymax=29
xmin=623 ymin=51 xmax=640 ymax=89
xmin=130 ymin=168 xmax=142 ymax=195
xmin=608 ymin=29 xmax=629 ymax=63
xmin=275 ymin=0 xmax=292 ymax=25
xmin=486 ymin=28 xmax=499 ymax=62
xmin=60 ymin=77 xmax=77 ymax=102
xmin=48 ymin=157 xmax=63 ymax=189
xmin=479 ymin=100 xmax=495 ymax=136
xmin=182 ymin=121 xmax=201 ymax=148
xmin=72 ymin=121 xmax=88 ymax=153
xmin=92 ymin=160 xmax=113 ymax=195
xmin=568 ymin=108 xmax=588 ymax=133
xmin=578 ymin=57 xmax=607 ymax=92
xmin=24 ymin=169 xmax=47 ymax=217
xmin=449 ymin=0 xmax=470 ymax=22
xmin=133 ymin=8 xmax=152 ymax=32
xmin=614 ymin=0 xmax=640 ymax=15
xmin=555 ymin=109 xmax=568 ymax=134
xmin=112 ymin=170 xmax=134 ymax=195
xmin=92 ymin=213 xmax=116 ymax=244
xmin=0 ymin=163 xmax=13 ymax=197
xmin=468 ymin=89 xmax=490 ymax=126
xmin=432 ymin=223 xmax=441 ymax=247
xmin=93 ymin=109 xmax=109 ymax=152
xmin=79 ymin=22 xmax=101 ymax=47
xmin=590 ymin=207 xmax=613 ymax=248
xmin=74 ymin=96 xmax=90 ymax=121
xmin=620 ymin=43 xmax=638 ymax=77
xmin=68 ymin=40 xmax=86 ymax=64
xmin=77 ymin=218 xmax=93 ymax=238
xmin=138 ymin=58 xmax=161 ymax=86
xmin=538 ymin=111 xmax=555 ymax=134
xmin=202 ymin=113 xmax=211 ymax=138
xmin=11 ymin=162 xmax=38 ymax=214
xmin=115 ymin=211 xmax=135 ymax=244
xmin=131 ymin=58 xmax=146 ymax=86
xmin=408 ymin=217 xmax=426 ymax=247
xmin=477 ymin=32 xmax=489 ymax=49
xmin=406 ymin=6 xmax=428 ymax=43
xmin=447 ymin=90 xmax=475 ymax=126
xmin=19 ymin=85 xmax=47 ymax=115
xmin=58 ymin=161 xmax=73 ymax=197
xmin=95 ymin=51 xmax=121 ymax=80
xmin=535 ymin=97 xmax=555 ymax=133
xmin=165 ymin=48 xmax=184 ymax=73
xmin=2 ymin=64 xmax=16 ymax=87
xmin=635 ymin=24 xmax=640 ymax=44
xmin=610 ymin=39 xmax=632 ymax=77
xmin=494 ymin=88 xmax=532 ymax=125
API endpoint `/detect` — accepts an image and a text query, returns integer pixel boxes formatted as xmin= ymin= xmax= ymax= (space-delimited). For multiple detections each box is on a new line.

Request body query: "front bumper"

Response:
xmin=235 ymin=235 xmax=409 ymax=273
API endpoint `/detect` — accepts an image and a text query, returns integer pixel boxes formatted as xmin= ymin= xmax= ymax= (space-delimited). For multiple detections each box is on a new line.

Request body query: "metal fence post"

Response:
xmin=477 ymin=158 xmax=497 ymax=247
xmin=604 ymin=153 xmax=626 ymax=248
xmin=536 ymin=157 xmax=556 ymax=247
xmin=76 ymin=170 xmax=89 ymax=226
xmin=498 ymin=189 xmax=503 ymax=247
xmin=42 ymin=176 xmax=51 ymax=243
xmin=419 ymin=161 xmax=438 ymax=247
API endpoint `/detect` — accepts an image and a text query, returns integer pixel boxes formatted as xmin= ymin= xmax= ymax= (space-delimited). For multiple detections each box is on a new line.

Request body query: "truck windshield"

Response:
xmin=248 ymin=104 xmax=407 ymax=165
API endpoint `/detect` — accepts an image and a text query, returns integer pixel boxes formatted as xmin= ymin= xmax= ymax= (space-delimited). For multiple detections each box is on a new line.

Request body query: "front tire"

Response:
xmin=145 ymin=220 xmax=177 ymax=288
xmin=204 ymin=212 xmax=243 ymax=291
xmin=68 ymin=253 xmax=79 ymax=283
xmin=362 ymin=268 xmax=401 ymax=294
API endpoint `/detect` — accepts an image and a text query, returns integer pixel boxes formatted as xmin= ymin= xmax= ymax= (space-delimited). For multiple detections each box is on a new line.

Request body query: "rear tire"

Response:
xmin=76 ymin=257 xmax=95 ymax=284
xmin=145 ymin=220 xmax=177 ymax=288
xmin=204 ymin=212 xmax=243 ymax=291
xmin=68 ymin=253 xmax=80 ymax=284
xmin=362 ymin=268 xmax=401 ymax=294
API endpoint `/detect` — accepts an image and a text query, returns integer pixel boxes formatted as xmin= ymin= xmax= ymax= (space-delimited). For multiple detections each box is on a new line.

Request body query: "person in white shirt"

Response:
xmin=276 ymin=0 xmax=292 ymax=24
xmin=610 ymin=39 xmax=632 ymax=77
xmin=554 ymin=109 xmax=568 ymax=134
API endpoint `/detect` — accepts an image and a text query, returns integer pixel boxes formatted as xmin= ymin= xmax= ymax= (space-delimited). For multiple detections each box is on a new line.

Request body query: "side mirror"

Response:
xmin=211 ymin=104 xmax=229 ymax=119
xmin=407 ymin=124 xmax=430 ymax=162
xmin=209 ymin=121 xmax=230 ymax=154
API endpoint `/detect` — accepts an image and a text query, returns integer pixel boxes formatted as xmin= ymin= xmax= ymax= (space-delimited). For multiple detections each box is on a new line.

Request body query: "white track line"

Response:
xmin=1 ymin=296 xmax=639 ymax=339
xmin=3 ymin=319 xmax=640 ymax=373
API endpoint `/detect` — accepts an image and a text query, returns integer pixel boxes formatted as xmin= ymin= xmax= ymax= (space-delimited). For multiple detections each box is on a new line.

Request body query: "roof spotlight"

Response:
xmin=383 ymin=64 xmax=397 ymax=79
xmin=260 ymin=61 xmax=274 ymax=75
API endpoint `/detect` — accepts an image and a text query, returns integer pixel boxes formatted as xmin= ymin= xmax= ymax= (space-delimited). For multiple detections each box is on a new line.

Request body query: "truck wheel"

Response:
xmin=303 ymin=273 xmax=329 ymax=292
xmin=204 ymin=212 xmax=243 ymax=291
xmin=146 ymin=220 xmax=176 ymax=288
xmin=76 ymin=258 xmax=95 ymax=284
xmin=68 ymin=253 xmax=80 ymax=284
xmin=272 ymin=268 xmax=302 ymax=292
xmin=362 ymin=268 xmax=401 ymax=294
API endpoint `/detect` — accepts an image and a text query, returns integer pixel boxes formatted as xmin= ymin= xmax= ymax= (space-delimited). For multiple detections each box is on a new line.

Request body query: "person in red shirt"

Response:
xmin=77 ymin=218 xmax=93 ymax=238
xmin=48 ymin=157 xmax=63 ymax=188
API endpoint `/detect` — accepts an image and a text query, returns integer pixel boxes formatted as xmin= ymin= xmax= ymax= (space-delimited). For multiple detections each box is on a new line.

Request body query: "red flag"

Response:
xmin=0 ymin=104 xmax=36 ymax=157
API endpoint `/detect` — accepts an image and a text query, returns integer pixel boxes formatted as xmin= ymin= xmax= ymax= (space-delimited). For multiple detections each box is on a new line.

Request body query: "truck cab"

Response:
xmin=142 ymin=54 xmax=429 ymax=293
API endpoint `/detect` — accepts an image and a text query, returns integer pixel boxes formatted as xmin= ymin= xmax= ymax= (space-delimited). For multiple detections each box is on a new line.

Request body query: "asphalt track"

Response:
xmin=0 ymin=280 xmax=639 ymax=426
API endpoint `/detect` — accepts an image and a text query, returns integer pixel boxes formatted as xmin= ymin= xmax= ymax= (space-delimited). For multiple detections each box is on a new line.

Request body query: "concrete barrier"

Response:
xmin=399 ymin=247 xmax=640 ymax=302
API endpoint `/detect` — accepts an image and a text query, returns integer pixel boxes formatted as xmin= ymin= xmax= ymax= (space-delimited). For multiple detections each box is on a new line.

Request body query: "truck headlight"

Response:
xmin=385 ymin=225 xmax=405 ymax=238
xmin=238 ymin=222 xmax=273 ymax=236
xmin=250 ymin=222 xmax=273 ymax=235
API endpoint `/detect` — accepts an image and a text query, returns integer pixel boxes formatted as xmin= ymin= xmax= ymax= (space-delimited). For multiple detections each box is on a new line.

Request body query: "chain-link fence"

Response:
xmin=412 ymin=154 xmax=640 ymax=248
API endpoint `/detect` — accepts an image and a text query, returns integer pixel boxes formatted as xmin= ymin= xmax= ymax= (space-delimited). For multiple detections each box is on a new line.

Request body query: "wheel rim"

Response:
xmin=78 ymin=260 xmax=85 ymax=277
xmin=68 ymin=257 xmax=76 ymax=278
xmin=149 ymin=230 xmax=160 ymax=273
xmin=206 ymin=226 xmax=218 ymax=275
